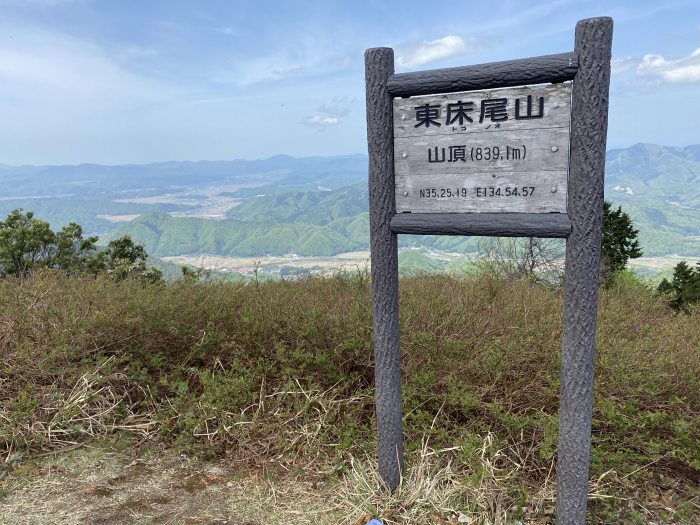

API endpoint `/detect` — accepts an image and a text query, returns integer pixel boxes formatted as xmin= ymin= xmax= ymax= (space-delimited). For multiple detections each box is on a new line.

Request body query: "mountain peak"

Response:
xmin=683 ymin=144 xmax=700 ymax=161
xmin=267 ymin=154 xmax=295 ymax=161
xmin=628 ymin=143 xmax=672 ymax=156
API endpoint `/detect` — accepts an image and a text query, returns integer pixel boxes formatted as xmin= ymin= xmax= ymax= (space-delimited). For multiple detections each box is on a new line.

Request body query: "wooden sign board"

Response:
xmin=393 ymin=83 xmax=571 ymax=213
xmin=366 ymin=17 xmax=613 ymax=524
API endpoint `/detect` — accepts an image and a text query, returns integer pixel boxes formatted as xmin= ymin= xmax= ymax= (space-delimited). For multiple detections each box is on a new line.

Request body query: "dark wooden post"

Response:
xmin=364 ymin=47 xmax=403 ymax=490
xmin=556 ymin=17 xmax=613 ymax=524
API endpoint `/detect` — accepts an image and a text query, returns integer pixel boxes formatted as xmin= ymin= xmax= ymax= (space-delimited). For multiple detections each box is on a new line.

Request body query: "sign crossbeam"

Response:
xmin=390 ymin=212 xmax=572 ymax=238
xmin=387 ymin=52 xmax=579 ymax=97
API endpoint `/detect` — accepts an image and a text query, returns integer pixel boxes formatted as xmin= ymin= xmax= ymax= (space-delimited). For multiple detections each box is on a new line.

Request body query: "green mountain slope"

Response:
xmin=8 ymin=145 xmax=700 ymax=258
xmin=0 ymin=154 xmax=368 ymax=236
xmin=605 ymin=144 xmax=700 ymax=255
xmin=101 ymin=213 xmax=367 ymax=257
xmin=0 ymin=198 xmax=193 ymax=235
xmin=220 ymin=144 xmax=700 ymax=257
xmin=226 ymin=184 xmax=368 ymax=225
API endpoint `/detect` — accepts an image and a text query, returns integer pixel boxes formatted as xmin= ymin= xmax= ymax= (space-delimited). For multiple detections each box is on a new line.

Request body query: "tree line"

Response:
xmin=0 ymin=206 xmax=698 ymax=309
xmin=0 ymin=209 xmax=162 ymax=282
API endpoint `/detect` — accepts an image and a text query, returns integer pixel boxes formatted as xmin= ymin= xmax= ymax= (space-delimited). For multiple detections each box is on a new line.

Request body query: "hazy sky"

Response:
xmin=0 ymin=0 xmax=698 ymax=165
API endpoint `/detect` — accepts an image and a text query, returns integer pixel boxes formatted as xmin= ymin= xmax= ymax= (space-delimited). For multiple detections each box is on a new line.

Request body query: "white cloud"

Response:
xmin=611 ymin=57 xmax=638 ymax=75
xmin=210 ymin=30 xmax=356 ymax=87
xmin=0 ymin=22 xmax=183 ymax=159
xmin=0 ymin=30 xmax=175 ymax=109
xmin=317 ymin=96 xmax=355 ymax=118
xmin=213 ymin=58 xmax=308 ymax=85
xmin=303 ymin=115 xmax=338 ymax=130
xmin=213 ymin=52 xmax=354 ymax=86
xmin=396 ymin=35 xmax=476 ymax=68
xmin=270 ymin=65 xmax=306 ymax=80
xmin=637 ymin=48 xmax=700 ymax=83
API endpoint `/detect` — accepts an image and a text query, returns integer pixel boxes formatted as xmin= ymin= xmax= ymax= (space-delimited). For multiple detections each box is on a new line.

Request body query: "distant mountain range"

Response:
xmin=604 ymin=144 xmax=700 ymax=255
xmin=1 ymin=144 xmax=699 ymax=258
xmin=0 ymin=155 xmax=367 ymax=234
xmin=0 ymin=155 xmax=367 ymax=199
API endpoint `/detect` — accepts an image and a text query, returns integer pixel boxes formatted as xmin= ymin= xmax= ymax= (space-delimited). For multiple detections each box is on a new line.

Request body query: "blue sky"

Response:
xmin=0 ymin=0 xmax=698 ymax=165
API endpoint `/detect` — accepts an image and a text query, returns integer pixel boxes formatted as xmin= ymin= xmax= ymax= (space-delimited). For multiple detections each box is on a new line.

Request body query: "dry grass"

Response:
xmin=338 ymin=418 xmax=520 ymax=525
xmin=4 ymin=357 xmax=156 ymax=454
xmin=0 ymin=269 xmax=698 ymax=523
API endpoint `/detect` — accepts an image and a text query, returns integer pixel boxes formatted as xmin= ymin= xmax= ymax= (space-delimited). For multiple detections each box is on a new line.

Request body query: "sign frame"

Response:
xmin=364 ymin=17 xmax=613 ymax=525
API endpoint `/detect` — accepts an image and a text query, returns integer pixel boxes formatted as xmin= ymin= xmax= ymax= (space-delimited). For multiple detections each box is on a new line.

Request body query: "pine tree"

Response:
xmin=601 ymin=201 xmax=642 ymax=278
xmin=658 ymin=261 xmax=700 ymax=310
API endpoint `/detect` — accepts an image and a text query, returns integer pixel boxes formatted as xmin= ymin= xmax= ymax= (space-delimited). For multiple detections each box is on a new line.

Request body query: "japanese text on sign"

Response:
xmin=393 ymin=83 xmax=572 ymax=214
xmin=414 ymin=95 xmax=544 ymax=128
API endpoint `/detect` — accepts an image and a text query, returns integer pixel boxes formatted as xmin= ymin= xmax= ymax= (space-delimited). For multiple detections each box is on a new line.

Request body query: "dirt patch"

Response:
xmin=0 ymin=445 xmax=341 ymax=525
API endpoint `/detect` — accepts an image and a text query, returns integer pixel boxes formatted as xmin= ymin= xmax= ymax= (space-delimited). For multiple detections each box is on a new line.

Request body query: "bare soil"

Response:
xmin=0 ymin=444 xmax=342 ymax=525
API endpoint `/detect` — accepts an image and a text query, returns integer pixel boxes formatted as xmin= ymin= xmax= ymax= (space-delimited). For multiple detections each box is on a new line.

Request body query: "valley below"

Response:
xmin=1 ymin=144 xmax=700 ymax=277
xmin=162 ymin=250 xmax=372 ymax=276
xmin=162 ymin=251 xmax=697 ymax=279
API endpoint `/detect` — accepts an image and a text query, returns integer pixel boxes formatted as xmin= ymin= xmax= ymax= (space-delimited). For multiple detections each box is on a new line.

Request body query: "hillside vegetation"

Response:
xmin=1 ymin=271 xmax=698 ymax=523
xmin=104 ymin=144 xmax=700 ymax=259
xmin=605 ymin=144 xmax=700 ymax=255
xmin=3 ymin=144 xmax=700 ymax=259
xmin=226 ymin=183 xmax=369 ymax=225
xmin=0 ymin=155 xmax=368 ymax=236
xmin=103 ymin=211 xmax=370 ymax=257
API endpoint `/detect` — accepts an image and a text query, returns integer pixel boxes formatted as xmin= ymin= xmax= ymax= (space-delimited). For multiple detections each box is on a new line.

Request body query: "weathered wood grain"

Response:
xmin=390 ymin=212 xmax=571 ymax=237
xmin=394 ymin=84 xmax=572 ymax=138
xmin=365 ymin=47 xmax=404 ymax=492
xmin=395 ymin=171 xmax=568 ymax=213
xmin=556 ymin=17 xmax=613 ymax=525
xmin=387 ymin=52 xmax=578 ymax=96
